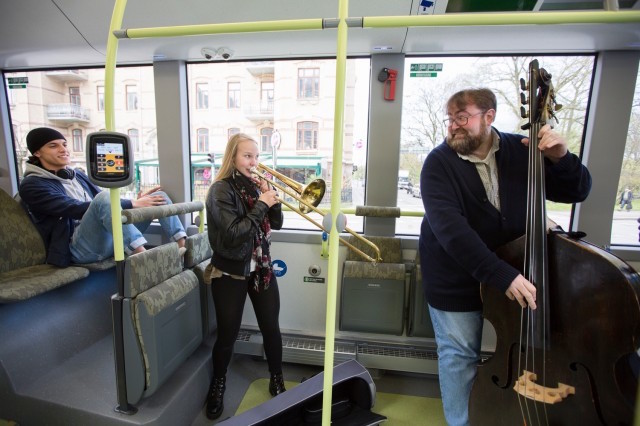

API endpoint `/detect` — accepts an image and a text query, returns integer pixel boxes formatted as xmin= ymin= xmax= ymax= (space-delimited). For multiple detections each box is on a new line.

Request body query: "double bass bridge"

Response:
xmin=513 ymin=371 xmax=575 ymax=404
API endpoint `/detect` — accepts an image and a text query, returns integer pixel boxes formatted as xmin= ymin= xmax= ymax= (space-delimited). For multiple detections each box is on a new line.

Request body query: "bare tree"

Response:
xmin=402 ymin=56 xmax=594 ymax=153
xmin=400 ymin=76 xmax=470 ymax=183
xmin=475 ymin=56 xmax=531 ymax=134
xmin=401 ymin=73 xmax=478 ymax=149
xmin=475 ymin=56 xmax=593 ymax=153
xmin=401 ymin=79 xmax=450 ymax=151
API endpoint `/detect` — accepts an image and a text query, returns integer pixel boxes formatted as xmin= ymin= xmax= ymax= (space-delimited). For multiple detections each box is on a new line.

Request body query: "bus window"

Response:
xmin=611 ymin=64 xmax=640 ymax=247
xmin=5 ymin=66 xmax=157 ymax=198
xmin=187 ymin=58 xmax=370 ymax=232
xmin=398 ymin=55 xmax=595 ymax=236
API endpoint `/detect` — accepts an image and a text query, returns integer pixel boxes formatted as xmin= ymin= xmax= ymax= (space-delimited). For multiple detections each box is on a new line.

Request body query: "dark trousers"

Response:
xmin=211 ymin=273 xmax=282 ymax=377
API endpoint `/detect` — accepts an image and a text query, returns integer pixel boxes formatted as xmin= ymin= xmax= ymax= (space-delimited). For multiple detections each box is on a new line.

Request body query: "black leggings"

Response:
xmin=211 ymin=273 xmax=282 ymax=377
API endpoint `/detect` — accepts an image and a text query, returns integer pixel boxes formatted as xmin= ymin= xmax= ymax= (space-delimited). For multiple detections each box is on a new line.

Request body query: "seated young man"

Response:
xmin=19 ymin=127 xmax=186 ymax=267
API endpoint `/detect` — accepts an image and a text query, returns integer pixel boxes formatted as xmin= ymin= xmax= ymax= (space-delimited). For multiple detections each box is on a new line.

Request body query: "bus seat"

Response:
xmin=184 ymin=232 xmax=213 ymax=283
xmin=121 ymin=241 xmax=203 ymax=404
xmin=340 ymin=236 xmax=406 ymax=335
xmin=184 ymin=232 xmax=216 ymax=337
xmin=0 ymin=189 xmax=90 ymax=303
xmin=407 ymin=251 xmax=435 ymax=338
xmin=72 ymin=258 xmax=116 ymax=271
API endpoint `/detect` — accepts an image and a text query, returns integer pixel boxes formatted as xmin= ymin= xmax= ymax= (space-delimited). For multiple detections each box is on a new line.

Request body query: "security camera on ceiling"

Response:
xmin=201 ymin=47 xmax=216 ymax=61
xmin=217 ymin=47 xmax=234 ymax=61
xmin=201 ymin=47 xmax=234 ymax=61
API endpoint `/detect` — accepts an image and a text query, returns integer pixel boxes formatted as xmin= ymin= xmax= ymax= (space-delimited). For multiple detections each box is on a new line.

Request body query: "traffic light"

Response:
xmin=207 ymin=153 xmax=215 ymax=165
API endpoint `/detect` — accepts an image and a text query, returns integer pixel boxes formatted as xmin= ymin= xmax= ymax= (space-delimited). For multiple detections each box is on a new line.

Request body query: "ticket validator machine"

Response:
xmin=85 ymin=131 xmax=138 ymax=413
xmin=86 ymin=131 xmax=134 ymax=188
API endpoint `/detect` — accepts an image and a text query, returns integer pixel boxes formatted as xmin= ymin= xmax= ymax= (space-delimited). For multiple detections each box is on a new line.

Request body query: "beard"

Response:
xmin=446 ymin=121 xmax=490 ymax=156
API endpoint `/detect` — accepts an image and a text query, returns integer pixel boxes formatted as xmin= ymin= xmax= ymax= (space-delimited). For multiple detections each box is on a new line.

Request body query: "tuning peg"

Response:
xmin=520 ymin=93 xmax=528 ymax=105
xmin=520 ymin=106 xmax=528 ymax=119
xmin=555 ymin=104 xmax=563 ymax=112
xmin=519 ymin=78 xmax=528 ymax=91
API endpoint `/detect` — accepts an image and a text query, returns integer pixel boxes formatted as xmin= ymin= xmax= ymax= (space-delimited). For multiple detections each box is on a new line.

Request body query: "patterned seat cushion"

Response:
xmin=0 ymin=265 xmax=89 ymax=302
xmin=124 ymin=243 xmax=183 ymax=298
xmin=342 ymin=260 xmax=406 ymax=281
xmin=346 ymin=235 xmax=403 ymax=264
xmin=184 ymin=232 xmax=212 ymax=269
xmin=0 ymin=189 xmax=46 ymax=273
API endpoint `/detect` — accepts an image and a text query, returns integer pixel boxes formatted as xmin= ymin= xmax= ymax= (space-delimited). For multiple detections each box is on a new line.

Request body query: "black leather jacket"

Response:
xmin=206 ymin=177 xmax=283 ymax=276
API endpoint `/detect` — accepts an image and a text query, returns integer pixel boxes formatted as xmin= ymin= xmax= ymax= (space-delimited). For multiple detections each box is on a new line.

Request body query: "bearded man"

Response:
xmin=417 ymin=88 xmax=591 ymax=426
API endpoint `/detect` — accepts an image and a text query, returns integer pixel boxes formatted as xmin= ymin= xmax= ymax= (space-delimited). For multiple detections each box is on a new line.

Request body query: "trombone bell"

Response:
xmin=299 ymin=179 xmax=325 ymax=213
xmin=255 ymin=163 xmax=326 ymax=214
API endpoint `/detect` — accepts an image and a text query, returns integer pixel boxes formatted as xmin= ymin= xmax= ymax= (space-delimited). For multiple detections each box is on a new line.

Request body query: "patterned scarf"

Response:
xmin=232 ymin=170 xmax=273 ymax=291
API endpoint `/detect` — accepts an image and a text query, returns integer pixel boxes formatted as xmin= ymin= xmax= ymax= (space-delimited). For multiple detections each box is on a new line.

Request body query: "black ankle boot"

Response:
xmin=206 ymin=376 xmax=226 ymax=420
xmin=269 ymin=372 xmax=286 ymax=396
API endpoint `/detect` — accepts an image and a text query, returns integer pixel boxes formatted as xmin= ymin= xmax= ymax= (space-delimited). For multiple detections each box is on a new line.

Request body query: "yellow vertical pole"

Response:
xmin=105 ymin=0 xmax=128 ymax=261
xmin=322 ymin=0 xmax=348 ymax=424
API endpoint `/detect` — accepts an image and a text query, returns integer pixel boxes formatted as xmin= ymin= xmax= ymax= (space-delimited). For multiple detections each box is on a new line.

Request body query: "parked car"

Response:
xmin=411 ymin=185 xmax=421 ymax=198
xmin=398 ymin=170 xmax=411 ymax=191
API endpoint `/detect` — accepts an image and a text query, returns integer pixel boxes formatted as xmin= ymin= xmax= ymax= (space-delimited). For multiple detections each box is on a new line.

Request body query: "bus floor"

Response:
xmin=190 ymin=352 xmax=441 ymax=425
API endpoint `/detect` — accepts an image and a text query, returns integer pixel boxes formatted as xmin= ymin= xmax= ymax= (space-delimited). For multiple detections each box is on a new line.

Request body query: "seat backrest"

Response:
xmin=0 ymin=189 xmax=46 ymax=274
xmin=123 ymin=242 xmax=184 ymax=298
xmin=184 ymin=232 xmax=212 ymax=269
xmin=122 ymin=242 xmax=202 ymax=404
xmin=184 ymin=232 xmax=216 ymax=337
xmin=407 ymin=247 xmax=435 ymax=338
xmin=341 ymin=236 xmax=406 ymax=335
xmin=346 ymin=235 xmax=403 ymax=264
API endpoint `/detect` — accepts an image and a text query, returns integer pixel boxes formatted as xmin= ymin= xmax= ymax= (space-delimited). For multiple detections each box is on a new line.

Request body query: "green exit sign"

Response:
xmin=8 ymin=77 xmax=28 ymax=85
xmin=7 ymin=76 xmax=28 ymax=89
xmin=410 ymin=72 xmax=438 ymax=78
xmin=410 ymin=63 xmax=443 ymax=72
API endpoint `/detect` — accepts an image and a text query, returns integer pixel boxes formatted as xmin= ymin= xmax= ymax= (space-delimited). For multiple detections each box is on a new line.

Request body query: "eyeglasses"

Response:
xmin=442 ymin=111 xmax=485 ymax=128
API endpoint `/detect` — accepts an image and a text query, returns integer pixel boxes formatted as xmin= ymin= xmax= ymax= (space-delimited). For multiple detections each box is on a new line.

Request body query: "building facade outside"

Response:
xmin=6 ymin=59 xmax=361 ymax=207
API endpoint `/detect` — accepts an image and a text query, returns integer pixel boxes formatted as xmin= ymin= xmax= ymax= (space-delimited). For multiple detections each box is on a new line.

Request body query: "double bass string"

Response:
xmin=521 ymin=84 xmax=538 ymax=425
xmin=522 ymin=126 xmax=541 ymax=426
xmin=521 ymin=63 xmax=554 ymax=424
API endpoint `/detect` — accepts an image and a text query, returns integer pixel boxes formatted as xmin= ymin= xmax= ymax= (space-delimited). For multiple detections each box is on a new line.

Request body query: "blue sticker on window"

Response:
xmin=271 ymin=259 xmax=287 ymax=277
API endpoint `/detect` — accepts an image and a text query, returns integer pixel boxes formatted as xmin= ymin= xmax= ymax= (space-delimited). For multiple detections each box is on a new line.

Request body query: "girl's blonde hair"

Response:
xmin=214 ymin=133 xmax=258 ymax=182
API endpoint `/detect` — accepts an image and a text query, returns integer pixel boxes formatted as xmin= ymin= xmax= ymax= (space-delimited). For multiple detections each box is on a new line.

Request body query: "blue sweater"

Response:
xmin=19 ymin=168 xmax=134 ymax=267
xmin=418 ymin=129 xmax=592 ymax=312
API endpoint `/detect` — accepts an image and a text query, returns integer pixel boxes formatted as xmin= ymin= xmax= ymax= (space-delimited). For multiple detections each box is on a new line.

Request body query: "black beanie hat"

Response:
xmin=26 ymin=127 xmax=66 ymax=154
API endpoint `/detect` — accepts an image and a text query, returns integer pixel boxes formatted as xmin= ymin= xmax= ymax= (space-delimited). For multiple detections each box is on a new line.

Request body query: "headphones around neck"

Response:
xmin=48 ymin=167 xmax=76 ymax=180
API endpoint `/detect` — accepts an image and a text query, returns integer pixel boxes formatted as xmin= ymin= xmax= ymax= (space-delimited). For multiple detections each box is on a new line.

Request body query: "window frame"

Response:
xmin=126 ymin=84 xmax=139 ymax=111
xmin=298 ymin=68 xmax=319 ymax=99
xmin=128 ymin=128 xmax=140 ymax=152
xmin=72 ymin=129 xmax=83 ymax=152
xmin=97 ymin=86 xmax=104 ymax=111
xmin=197 ymin=128 xmax=209 ymax=153
xmin=196 ymin=82 xmax=209 ymax=109
xmin=296 ymin=121 xmax=318 ymax=151
xmin=69 ymin=87 xmax=81 ymax=106
xmin=227 ymin=82 xmax=241 ymax=109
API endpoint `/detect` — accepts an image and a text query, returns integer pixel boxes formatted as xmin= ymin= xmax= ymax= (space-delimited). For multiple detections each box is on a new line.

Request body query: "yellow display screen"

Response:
xmin=96 ymin=142 xmax=125 ymax=176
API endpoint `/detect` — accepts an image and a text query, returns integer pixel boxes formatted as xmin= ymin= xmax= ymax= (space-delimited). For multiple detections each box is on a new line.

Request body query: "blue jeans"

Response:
xmin=428 ymin=305 xmax=482 ymax=426
xmin=70 ymin=190 xmax=187 ymax=263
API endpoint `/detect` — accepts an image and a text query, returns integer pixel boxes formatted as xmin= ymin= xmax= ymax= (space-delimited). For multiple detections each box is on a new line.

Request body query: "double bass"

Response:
xmin=468 ymin=59 xmax=640 ymax=425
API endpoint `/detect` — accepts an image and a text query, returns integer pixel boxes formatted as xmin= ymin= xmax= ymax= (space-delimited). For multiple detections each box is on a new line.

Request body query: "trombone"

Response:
xmin=252 ymin=163 xmax=382 ymax=263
